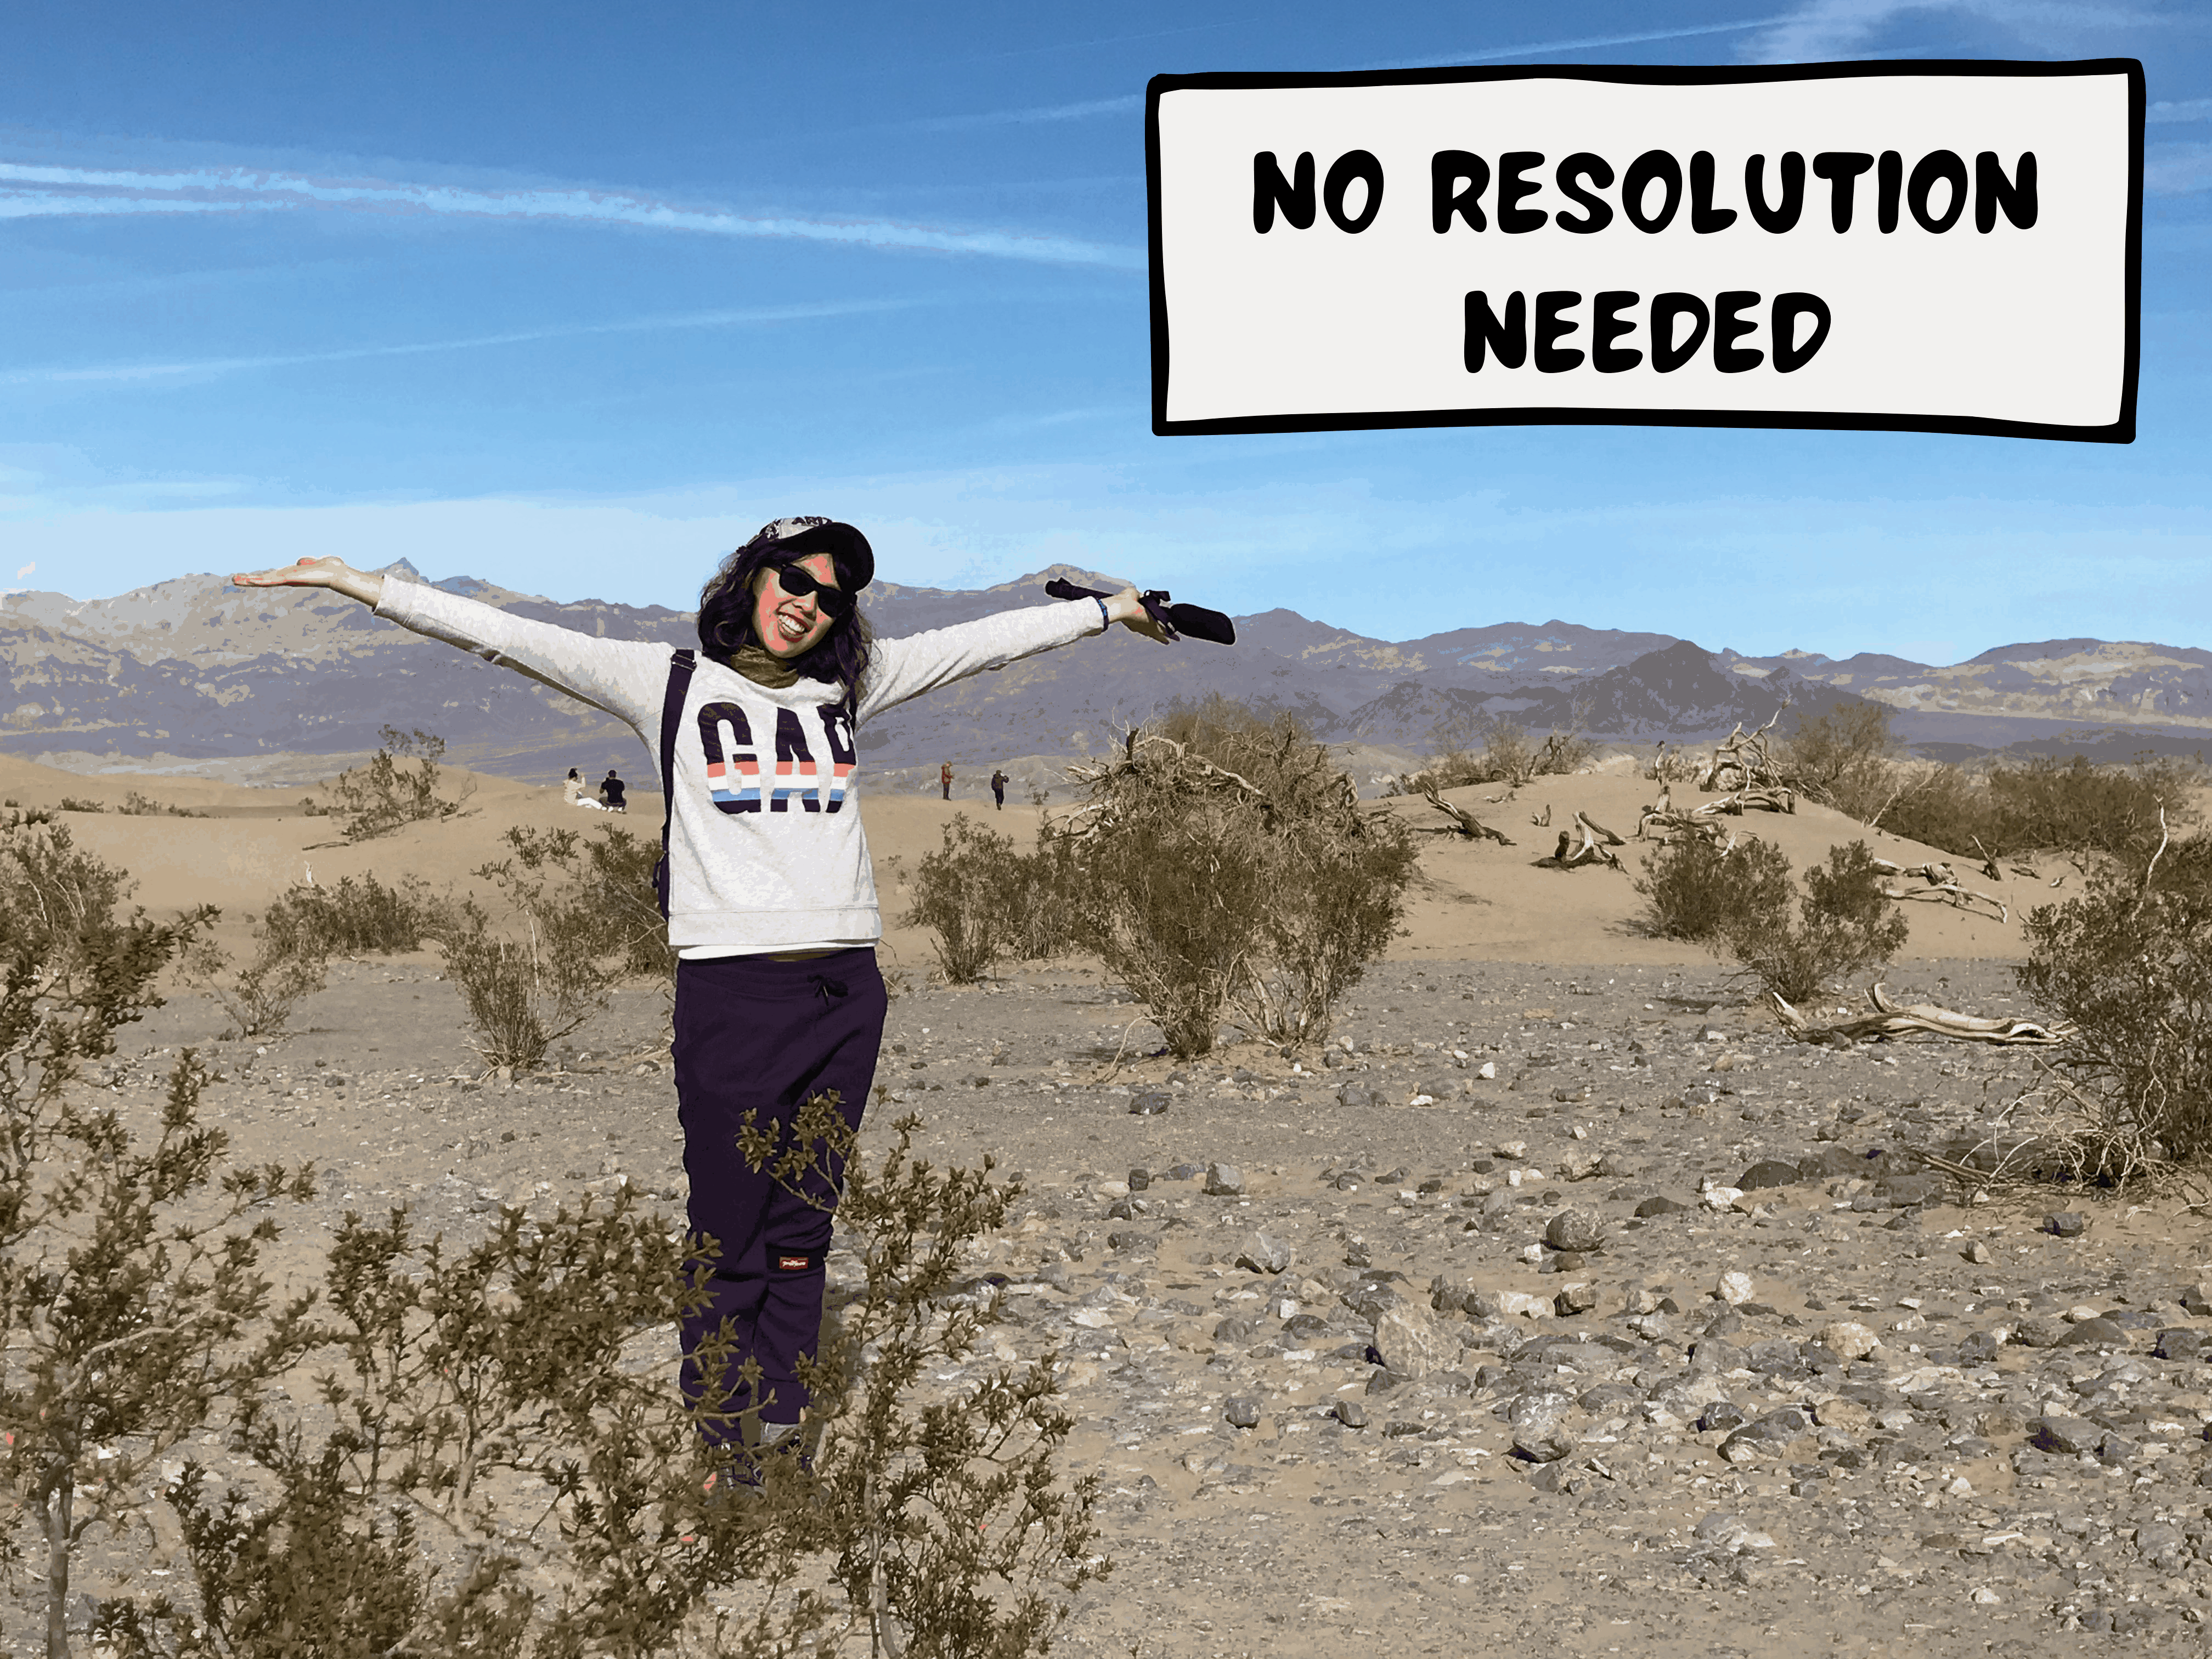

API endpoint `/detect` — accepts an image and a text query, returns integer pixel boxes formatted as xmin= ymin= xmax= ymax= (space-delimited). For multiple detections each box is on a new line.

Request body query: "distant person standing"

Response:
xmin=600 ymin=769 xmax=627 ymax=812
xmin=939 ymin=760 xmax=952 ymax=802
xmin=990 ymin=768 xmax=1008 ymax=810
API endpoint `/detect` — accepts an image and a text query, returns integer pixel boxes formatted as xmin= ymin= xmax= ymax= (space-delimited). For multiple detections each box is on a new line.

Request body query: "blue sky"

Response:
xmin=1 ymin=0 xmax=2205 ymax=663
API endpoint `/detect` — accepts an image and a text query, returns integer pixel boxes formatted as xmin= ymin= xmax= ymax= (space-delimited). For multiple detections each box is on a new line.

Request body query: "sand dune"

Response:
xmin=4 ymin=752 xmax=2038 ymax=969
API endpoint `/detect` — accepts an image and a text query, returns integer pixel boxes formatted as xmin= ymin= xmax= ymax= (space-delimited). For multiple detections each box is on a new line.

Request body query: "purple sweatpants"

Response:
xmin=672 ymin=948 xmax=886 ymax=1432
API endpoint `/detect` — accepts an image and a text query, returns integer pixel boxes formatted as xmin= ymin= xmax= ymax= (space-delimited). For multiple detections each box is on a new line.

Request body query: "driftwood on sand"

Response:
xmin=1871 ymin=858 xmax=2010 ymax=923
xmin=1536 ymin=815 xmax=1624 ymax=871
xmin=1770 ymin=983 xmax=2073 ymax=1047
xmin=1419 ymin=788 xmax=1514 ymax=845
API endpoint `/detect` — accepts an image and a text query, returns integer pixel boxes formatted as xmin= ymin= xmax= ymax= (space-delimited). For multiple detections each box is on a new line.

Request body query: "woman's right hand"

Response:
xmin=231 ymin=555 xmax=386 ymax=608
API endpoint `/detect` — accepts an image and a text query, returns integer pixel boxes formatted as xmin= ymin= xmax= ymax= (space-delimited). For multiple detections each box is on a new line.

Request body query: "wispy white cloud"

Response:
xmin=909 ymin=95 xmax=1141 ymax=131
xmin=0 ymin=190 xmax=281 ymax=221
xmin=0 ymin=157 xmax=1143 ymax=270
xmin=2151 ymin=99 xmax=2212 ymax=123
xmin=2148 ymin=142 xmax=2212 ymax=195
xmin=14 ymin=562 xmax=32 ymax=578
xmin=1741 ymin=0 xmax=2158 ymax=62
xmin=0 ymin=299 xmax=916 ymax=388
xmin=919 ymin=16 xmax=1806 ymax=128
xmin=1376 ymin=14 xmax=1807 ymax=69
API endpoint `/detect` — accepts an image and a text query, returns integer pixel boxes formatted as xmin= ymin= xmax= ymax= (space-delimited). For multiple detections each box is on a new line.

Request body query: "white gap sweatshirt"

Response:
xmin=374 ymin=579 xmax=1104 ymax=952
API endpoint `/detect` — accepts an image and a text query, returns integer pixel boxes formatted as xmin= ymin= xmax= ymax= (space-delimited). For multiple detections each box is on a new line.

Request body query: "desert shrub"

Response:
xmin=435 ymin=896 xmax=608 ymax=1073
xmin=488 ymin=822 xmax=674 ymax=981
xmin=1989 ymin=752 xmax=2200 ymax=866
xmin=0 ymin=815 xmax=318 ymax=1655
xmin=432 ymin=825 xmax=678 ymax=1071
xmin=1065 ymin=708 xmax=1419 ymax=1055
xmin=179 ymin=928 xmax=330 ymax=1039
xmin=904 ymin=817 xmax=1085 ymax=983
xmin=117 ymin=791 xmax=205 ymax=819
xmin=1874 ymin=752 xmax=2202 ymax=867
xmin=1731 ymin=840 xmax=1913 ymax=1003
xmin=4 ymin=1052 xmax=317 ymax=1659
xmin=2016 ymin=840 xmax=2212 ymax=1175
xmin=1637 ymin=834 xmax=1909 ymax=1001
xmin=1395 ymin=708 xmax=1592 ymax=798
xmin=0 ymin=810 xmax=211 ymax=1161
xmin=1634 ymin=833 xmax=1790 ymax=943
xmin=1780 ymin=702 xmax=1901 ymax=821
xmin=261 ymin=870 xmax=447 ymax=957
xmin=904 ymin=814 xmax=1021 ymax=984
xmin=57 ymin=796 xmax=105 ymax=814
xmin=95 ymin=1101 xmax=1098 ymax=1659
xmin=331 ymin=725 xmax=471 ymax=842
xmin=1875 ymin=761 xmax=1998 ymax=855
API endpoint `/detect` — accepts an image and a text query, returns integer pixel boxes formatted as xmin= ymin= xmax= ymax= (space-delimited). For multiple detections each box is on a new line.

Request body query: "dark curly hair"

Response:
xmin=696 ymin=528 xmax=874 ymax=716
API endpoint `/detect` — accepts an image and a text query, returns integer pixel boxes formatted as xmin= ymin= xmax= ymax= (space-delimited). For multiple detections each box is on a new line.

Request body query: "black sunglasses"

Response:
xmin=766 ymin=560 xmax=854 ymax=618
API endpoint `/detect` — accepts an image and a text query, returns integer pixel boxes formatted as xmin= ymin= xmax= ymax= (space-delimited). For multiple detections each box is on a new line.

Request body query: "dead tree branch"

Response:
xmin=1770 ymin=982 xmax=2073 ymax=1047
xmin=1420 ymin=788 xmax=1515 ymax=845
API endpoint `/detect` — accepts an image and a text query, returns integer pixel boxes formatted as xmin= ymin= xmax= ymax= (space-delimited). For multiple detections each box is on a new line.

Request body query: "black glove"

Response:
xmin=1044 ymin=578 xmax=1236 ymax=645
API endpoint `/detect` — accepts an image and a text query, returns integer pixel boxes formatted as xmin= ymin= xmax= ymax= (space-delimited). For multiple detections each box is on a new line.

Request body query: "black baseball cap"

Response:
xmin=746 ymin=516 xmax=874 ymax=591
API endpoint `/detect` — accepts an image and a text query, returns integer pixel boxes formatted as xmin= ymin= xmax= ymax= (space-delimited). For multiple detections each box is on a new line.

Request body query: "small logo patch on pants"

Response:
xmin=775 ymin=1254 xmax=815 ymax=1273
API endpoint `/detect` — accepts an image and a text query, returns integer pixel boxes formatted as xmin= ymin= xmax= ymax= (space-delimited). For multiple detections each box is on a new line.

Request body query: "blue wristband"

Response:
xmin=1093 ymin=595 xmax=1109 ymax=632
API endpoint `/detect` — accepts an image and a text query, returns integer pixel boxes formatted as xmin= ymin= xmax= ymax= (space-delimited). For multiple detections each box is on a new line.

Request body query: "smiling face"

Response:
xmin=749 ymin=551 xmax=841 ymax=659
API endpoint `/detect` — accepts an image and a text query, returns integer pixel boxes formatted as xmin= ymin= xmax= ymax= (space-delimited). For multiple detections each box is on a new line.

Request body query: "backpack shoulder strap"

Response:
xmin=656 ymin=649 xmax=697 ymax=919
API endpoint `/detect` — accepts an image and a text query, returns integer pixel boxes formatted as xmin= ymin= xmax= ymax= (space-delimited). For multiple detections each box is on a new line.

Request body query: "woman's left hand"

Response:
xmin=1103 ymin=586 xmax=1173 ymax=644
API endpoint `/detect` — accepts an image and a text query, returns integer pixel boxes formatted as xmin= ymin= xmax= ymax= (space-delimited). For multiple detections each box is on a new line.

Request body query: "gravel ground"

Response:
xmin=20 ymin=953 xmax=2212 ymax=1655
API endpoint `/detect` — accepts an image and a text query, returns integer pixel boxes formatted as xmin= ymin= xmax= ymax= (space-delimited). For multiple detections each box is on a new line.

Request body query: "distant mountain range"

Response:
xmin=3 ymin=562 xmax=2206 ymax=787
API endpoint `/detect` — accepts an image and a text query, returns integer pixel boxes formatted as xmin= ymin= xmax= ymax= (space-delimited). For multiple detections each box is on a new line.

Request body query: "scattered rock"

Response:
xmin=1333 ymin=1398 xmax=1367 ymax=1429
xmin=1544 ymin=1207 xmax=1606 ymax=1253
xmin=1815 ymin=1321 xmax=1880 ymax=1361
xmin=2044 ymin=1212 xmax=2089 ymax=1238
xmin=1234 ymin=1232 xmax=1295 ymax=1276
xmin=1223 ymin=1396 xmax=1261 ymax=1430
xmin=1713 ymin=1271 xmax=1756 ymax=1306
xmin=1554 ymin=1283 xmax=1597 ymax=1316
xmin=1737 ymin=1159 xmax=1801 ymax=1190
xmin=2030 ymin=1415 xmax=2099 ymax=1455
xmin=1204 ymin=1163 xmax=1245 ymax=1197
xmin=1371 ymin=1302 xmax=1457 ymax=1379
xmin=1127 ymin=1090 xmax=1171 ymax=1116
xmin=1635 ymin=1195 xmax=1687 ymax=1218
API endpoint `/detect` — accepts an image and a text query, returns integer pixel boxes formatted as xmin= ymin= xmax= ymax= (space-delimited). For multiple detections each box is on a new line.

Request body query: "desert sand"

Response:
xmin=10 ymin=753 xmax=2212 ymax=1655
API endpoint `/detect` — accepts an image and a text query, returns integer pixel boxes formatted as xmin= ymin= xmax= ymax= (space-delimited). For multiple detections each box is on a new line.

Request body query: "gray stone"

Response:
xmin=1334 ymin=1398 xmax=1368 ymax=1429
xmin=1874 ymin=1172 xmax=1948 ymax=1209
xmin=1127 ymin=1090 xmax=1171 ymax=1116
xmin=1223 ymin=1396 xmax=1261 ymax=1429
xmin=2044 ymin=1211 xmax=2089 ymax=1238
xmin=1126 ymin=1167 xmax=1151 ymax=1191
xmin=2011 ymin=1315 xmax=2069 ymax=1348
xmin=1336 ymin=1084 xmax=1383 ymax=1110
xmin=1203 ymin=1163 xmax=1245 ymax=1197
xmin=1212 ymin=1316 xmax=1260 ymax=1344
xmin=2154 ymin=1327 xmax=2206 ymax=1362
xmin=1545 ymin=1207 xmax=1606 ymax=1253
xmin=2059 ymin=1316 xmax=2130 ymax=1349
xmin=2030 ymin=1415 xmax=2099 ymax=1455
xmin=1796 ymin=1146 xmax=1865 ymax=1179
xmin=1634 ymin=1195 xmax=1688 ymax=1217
xmin=1554 ymin=1283 xmax=1598 ymax=1317
xmin=1698 ymin=1401 xmax=1746 ymax=1433
xmin=1233 ymin=1232 xmax=1295 ymax=1276
xmin=1737 ymin=1159 xmax=1802 ymax=1190
xmin=1371 ymin=1302 xmax=1457 ymax=1379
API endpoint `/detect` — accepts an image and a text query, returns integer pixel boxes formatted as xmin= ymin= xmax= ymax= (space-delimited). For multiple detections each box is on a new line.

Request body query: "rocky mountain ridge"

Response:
xmin=3 ymin=563 xmax=2204 ymax=786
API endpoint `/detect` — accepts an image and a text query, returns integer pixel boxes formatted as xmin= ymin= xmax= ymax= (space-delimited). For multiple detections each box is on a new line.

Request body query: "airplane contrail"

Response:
xmin=0 ymin=160 xmax=1143 ymax=269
